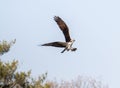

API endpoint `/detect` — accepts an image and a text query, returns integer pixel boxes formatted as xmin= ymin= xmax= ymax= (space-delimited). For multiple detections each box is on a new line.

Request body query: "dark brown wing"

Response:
xmin=54 ymin=16 xmax=71 ymax=42
xmin=41 ymin=42 xmax=66 ymax=48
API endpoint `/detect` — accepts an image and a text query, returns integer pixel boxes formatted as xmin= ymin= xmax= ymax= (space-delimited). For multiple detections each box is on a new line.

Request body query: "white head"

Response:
xmin=70 ymin=39 xmax=75 ymax=43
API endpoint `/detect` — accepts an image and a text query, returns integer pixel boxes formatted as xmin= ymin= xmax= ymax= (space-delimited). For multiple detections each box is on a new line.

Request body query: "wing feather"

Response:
xmin=41 ymin=42 xmax=66 ymax=48
xmin=54 ymin=16 xmax=71 ymax=42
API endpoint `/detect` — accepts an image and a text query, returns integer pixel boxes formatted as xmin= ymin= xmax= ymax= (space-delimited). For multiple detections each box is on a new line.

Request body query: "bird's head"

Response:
xmin=70 ymin=39 xmax=75 ymax=43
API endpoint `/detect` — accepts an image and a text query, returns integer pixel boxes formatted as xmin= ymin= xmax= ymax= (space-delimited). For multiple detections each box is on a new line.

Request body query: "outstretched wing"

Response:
xmin=54 ymin=16 xmax=71 ymax=42
xmin=41 ymin=42 xmax=66 ymax=48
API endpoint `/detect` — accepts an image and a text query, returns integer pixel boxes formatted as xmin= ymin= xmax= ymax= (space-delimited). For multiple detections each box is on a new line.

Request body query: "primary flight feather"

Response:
xmin=54 ymin=16 xmax=71 ymax=42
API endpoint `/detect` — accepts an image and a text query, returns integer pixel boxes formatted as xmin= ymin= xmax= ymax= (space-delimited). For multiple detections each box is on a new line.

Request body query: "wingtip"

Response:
xmin=54 ymin=16 xmax=60 ymax=21
xmin=54 ymin=16 xmax=58 ymax=18
xmin=38 ymin=44 xmax=43 ymax=46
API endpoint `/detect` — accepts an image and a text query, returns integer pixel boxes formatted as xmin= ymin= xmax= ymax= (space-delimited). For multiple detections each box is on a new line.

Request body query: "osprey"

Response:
xmin=41 ymin=16 xmax=77 ymax=53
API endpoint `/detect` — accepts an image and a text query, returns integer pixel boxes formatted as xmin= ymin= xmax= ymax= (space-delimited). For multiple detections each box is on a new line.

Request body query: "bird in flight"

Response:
xmin=41 ymin=16 xmax=77 ymax=53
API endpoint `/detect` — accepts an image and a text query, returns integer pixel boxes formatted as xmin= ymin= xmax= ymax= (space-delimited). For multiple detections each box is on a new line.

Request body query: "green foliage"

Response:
xmin=0 ymin=60 xmax=50 ymax=88
xmin=29 ymin=73 xmax=50 ymax=88
xmin=0 ymin=60 xmax=18 ymax=88
xmin=0 ymin=60 xmax=18 ymax=84
xmin=0 ymin=39 xmax=16 ymax=55
xmin=15 ymin=71 xmax=31 ymax=86
xmin=0 ymin=40 xmax=51 ymax=88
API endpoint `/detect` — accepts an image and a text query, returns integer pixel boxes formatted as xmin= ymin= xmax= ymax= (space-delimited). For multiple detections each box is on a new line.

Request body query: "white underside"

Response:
xmin=66 ymin=42 xmax=73 ymax=51
xmin=61 ymin=40 xmax=75 ymax=53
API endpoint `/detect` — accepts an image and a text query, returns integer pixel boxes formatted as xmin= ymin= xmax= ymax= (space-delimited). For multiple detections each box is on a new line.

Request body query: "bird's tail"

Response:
xmin=71 ymin=48 xmax=77 ymax=51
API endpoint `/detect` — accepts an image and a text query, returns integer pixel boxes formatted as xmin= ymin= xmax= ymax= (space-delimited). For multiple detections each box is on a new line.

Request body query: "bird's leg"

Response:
xmin=61 ymin=48 xmax=67 ymax=53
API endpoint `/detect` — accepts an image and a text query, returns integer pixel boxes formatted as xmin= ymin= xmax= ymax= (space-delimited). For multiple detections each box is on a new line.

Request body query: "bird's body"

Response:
xmin=41 ymin=16 xmax=77 ymax=53
xmin=60 ymin=40 xmax=77 ymax=53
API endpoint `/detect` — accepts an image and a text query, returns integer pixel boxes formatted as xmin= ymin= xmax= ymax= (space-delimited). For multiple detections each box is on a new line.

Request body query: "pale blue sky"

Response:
xmin=0 ymin=0 xmax=120 ymax=88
